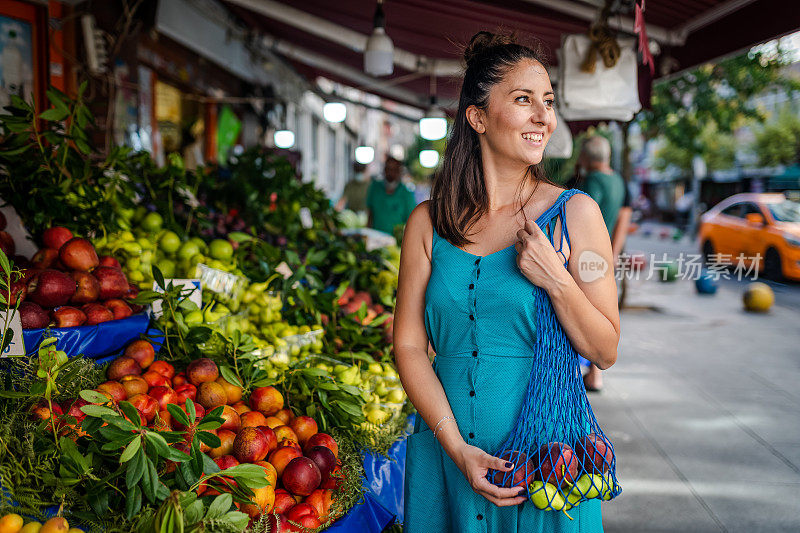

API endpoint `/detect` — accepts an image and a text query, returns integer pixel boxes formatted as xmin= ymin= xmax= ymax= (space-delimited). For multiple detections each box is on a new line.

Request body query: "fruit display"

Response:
xmin=13 ymin=227 xmax=141 ymax=329
xmin=0 ymin=90 xmax=404 ymax=532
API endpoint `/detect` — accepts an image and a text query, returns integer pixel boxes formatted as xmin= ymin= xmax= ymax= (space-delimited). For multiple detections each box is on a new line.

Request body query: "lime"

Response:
xmin=140 ymin=212 xmax=163 ymax=232
xmin=159 ymin=231 xmax=181 ymax=254
xmin=209 ymin=239 xmax=234 ymax=261
xmin=177 ymin=241 xmax=200 ymax=261
xmin=157 ymin=259 xmax=176 ymax=278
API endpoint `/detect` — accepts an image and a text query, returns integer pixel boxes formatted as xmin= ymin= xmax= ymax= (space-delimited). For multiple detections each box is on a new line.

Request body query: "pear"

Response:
xmin=530 ymin=481 xmax=574 ymax=520
xmin=601 ymin=472 xmax=618 ymax=500
xmin=568 ymin=473 xmax=603 ymax=500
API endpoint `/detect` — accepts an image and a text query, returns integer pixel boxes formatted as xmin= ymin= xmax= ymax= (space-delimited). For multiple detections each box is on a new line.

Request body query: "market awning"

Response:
xmin=222 ymin=0 xmax=800 ymax=110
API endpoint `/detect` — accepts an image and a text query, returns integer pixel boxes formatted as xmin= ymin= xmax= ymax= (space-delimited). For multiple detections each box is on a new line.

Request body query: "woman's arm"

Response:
xmin=516 ymin=195 xmax=620 ymax=369
xmin=395 ymin=202 xmax=526 ymax=506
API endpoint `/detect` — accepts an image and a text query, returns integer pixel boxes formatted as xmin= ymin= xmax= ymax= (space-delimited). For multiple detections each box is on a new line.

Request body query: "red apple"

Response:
xmin=124 ymin=340 xmax=155 ymax=369
xmin=273 ymin=489 xmax=296 ymax=515
xmin=209 ymin=429 xmax=236 ymax=458
xmin=59 ymin=238 xmax=98 ymax=272
xmin=289 ymin=416 xmax=318 ymax=446
xmin=7 ymin=279 xmax=27 ymax=305
xmin=129 ymin=393 xmax=159 ymax=422
xmin=31 ymin=248 xmax=59 ymax=269
xmin=490 ymin=450 xmax=535 ymax=488
xmin=104 ymin=298 xmax=132 ymax=320
xmin=535 ymin=442 xmax=578 ymax=487
xmin=282 ymin=457 xmax=321 ymax=496
xmin=304 ymin=489 xmax=334 ymax=522
xmin=19 ymin=301 xmax=49 ymax=329
xmin=98 ymin=255 xmax=121 ymax=269
xmin=305 ymin=446 xmax=336 ymax=482
xmin=254 ymin=425 xmax=278 ymax=454
xmin=268 ymin=446 xmax=303 ymax=478
xmin=249 ymin=386 xmax=284 ymax=416
xmin=219 ymin=405 xmax=241 ymax=433
xmin=174 ymin=383 xmax=197 ymax=404
xmin=106 ymin=356 xmax=142 ymax=380
xmin=81 ymin=303 xmax=114 ymax=325
xmin=70 ymin=271 xmax=100 ymax=304
xmin=28 ymin=269 xmax=75 ymax=307
xmin=43 ymin=227 xmax=73 ymax=250
xmin=97 ymin=381 xmax=127 ymax=402
xmin=186 ymin=358 xmax=219 ymax=386
xmin=172 ymin=372 xmax=189 ymax=387
xmin=149 ymin=361 xmax=175 ymax=379
xmin=303 ymin=433 xmax=338 ymax=459
xmin=285 ymin=503 xmax=318 ymax=522
xmin=576 ymin=433 xmax=614 ymax=474
xmin=92 ymin=266 xmax=128 ymax=300
xmin=142 ymin=370 xmax=170 ymax=389
xmin=233 ymin=426 xmax=269 ymax=463
xmin=149 ymin=385 xmax=179 ymax=411
xmin=0 ymin=231 xmax=15 ymax=257
xmin=52 ymin=306 xmax=87 ymax=328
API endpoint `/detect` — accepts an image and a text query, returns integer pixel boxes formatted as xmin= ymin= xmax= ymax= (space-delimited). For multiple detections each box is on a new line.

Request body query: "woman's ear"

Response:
xmin=466 ymin=105 xmax=486 ymax=134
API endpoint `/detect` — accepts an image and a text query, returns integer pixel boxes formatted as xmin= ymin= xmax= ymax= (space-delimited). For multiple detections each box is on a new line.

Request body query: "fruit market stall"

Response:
xmin=0 ymin=89 xmax=409 ymax=532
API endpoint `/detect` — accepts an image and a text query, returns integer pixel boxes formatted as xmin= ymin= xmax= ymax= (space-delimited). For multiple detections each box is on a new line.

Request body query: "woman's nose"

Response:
xmin=530 ymin=102 xmax=551 ymax=126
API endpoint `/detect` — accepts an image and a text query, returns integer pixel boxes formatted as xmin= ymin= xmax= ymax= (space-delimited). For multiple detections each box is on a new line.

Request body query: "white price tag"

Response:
xmin=152 ymin=279 xmax=202 ymax=318
xmin=0 ymin=308 xmax=26 ymax=356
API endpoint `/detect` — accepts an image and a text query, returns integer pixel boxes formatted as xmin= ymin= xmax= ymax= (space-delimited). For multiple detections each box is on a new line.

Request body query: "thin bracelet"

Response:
xmin=432 ymin=415 xmax=454 ymax=436
xmin=432 ymin=416 xmax=455 ymax=441
xmin=433 ymin=418 xmax=455 ymax=441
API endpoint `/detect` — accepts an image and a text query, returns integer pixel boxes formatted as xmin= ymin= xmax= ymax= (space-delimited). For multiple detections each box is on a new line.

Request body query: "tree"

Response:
xmin=654 ymin=124 xmax=736 ymax=172
xmin=639 ymin=48 xmax=800 ymax=232
xmin=754 ymin=109 xmax=800 ymax=166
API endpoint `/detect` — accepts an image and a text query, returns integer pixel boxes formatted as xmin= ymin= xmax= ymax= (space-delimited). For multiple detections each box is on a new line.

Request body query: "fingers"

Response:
xmin=489 ymin=454 xmax=514 ymax=472
xmin=473 ymin=476 xmax=528 ymax=500
xmin=516 ymin=228 xmax=529 ymax=243
xmin=524 ymin=219 xmax=538 ymax=235
xmin=480 ymin=491 xmax=529 ymax=507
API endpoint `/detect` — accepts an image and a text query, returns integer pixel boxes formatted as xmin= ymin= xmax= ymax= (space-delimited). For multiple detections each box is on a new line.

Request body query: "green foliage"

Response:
xmin=754 ymin=108 xmax=800 ymax=166
xmin=654 ymin=124 xmax=737 ymax=172
xmin=639 ymin=49 xmax=800 ymax=170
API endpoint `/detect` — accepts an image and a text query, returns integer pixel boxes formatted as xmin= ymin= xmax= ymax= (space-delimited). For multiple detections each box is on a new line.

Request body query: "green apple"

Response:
xmin=209 ymin=239 xmax=234 ymax=261
xmin=184 ymin=310 xmax=204 ymax=326
xmin=140 ymin=212 xmax=163 ymax=232
xmin=177 ymin=241 xmax=200 ymax=261
xmin=158 ymin=259 xmax=176 ymax=278
xmin=159 ymin=231 xmax=181 ymax=254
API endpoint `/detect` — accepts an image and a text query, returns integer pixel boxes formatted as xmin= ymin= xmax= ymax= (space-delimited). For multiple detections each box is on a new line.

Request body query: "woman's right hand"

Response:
xmin=455 ymin=443 xmax=530 ymax=507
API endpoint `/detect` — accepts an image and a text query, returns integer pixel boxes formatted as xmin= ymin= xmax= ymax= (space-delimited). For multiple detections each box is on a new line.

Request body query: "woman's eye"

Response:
xmin=545 ymin=99 xmax=555 ymax=108
xmin=515 ymin=95 xmax=529 ymax=103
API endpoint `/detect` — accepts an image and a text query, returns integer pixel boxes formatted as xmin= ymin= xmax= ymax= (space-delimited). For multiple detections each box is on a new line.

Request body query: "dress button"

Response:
xmin=474 ymin=258 xmax=480 ymax=265
xmin=469 ymin=283 xmax=474 ymax=289
xmin=469 ymin=432 xmax=475 ymax=439
xmin=472 ymin=351 xmax=477 ymax=357
xmin=469 ymin=314 xmax=474 ymax=320
xmin=470 ymin=391 xmax=475 ymax=397
xmin=477 ymin=514 xmax=483 ymax=521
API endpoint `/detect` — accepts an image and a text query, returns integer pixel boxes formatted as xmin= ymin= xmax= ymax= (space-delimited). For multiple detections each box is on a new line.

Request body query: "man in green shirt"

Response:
xmin=336 ymin=162 xmax=370 ymax=213
xmin=366 ymin=157 xmax=416 ymax=235
xmin=576 ymin=135 xmax=626 ymax=392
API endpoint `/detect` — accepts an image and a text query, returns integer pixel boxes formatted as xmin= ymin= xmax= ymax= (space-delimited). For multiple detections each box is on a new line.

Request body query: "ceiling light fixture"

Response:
xmin=364 ymin=0 xmax=394 ymax=76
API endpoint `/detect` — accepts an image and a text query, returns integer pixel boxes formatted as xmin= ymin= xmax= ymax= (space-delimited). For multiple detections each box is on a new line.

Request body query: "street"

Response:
xmin=590 ymin=227 xmax=800 ymax=532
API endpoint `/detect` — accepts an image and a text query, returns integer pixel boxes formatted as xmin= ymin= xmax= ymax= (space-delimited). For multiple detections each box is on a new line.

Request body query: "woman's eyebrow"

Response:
xmin=508 ymin=88 xmax=555 ymax=97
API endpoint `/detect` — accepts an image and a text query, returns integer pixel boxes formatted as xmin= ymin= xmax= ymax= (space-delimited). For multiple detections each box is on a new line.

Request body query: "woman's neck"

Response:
xmin=481 ymin=153 xmax=532 ymax=211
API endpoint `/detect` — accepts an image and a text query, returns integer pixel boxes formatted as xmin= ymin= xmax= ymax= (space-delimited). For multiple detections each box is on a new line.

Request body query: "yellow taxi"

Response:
xmin=699 ymin=192 xmax=800 ymax=281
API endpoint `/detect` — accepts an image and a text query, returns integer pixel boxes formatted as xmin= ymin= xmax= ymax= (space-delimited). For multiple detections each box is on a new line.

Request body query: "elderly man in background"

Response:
xmin=366 ymin=156 xmax=416 ymax=235
xmin=576 ymin=135 xmax=629 ymax=392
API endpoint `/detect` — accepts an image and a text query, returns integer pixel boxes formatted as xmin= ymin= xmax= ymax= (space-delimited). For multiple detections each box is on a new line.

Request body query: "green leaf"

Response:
xmin=335 ymin=400 xmax=364 ymax=418
xmin=39 ymin=107 xmax=69 ymax=121
xmin=120 ymin=435 xmax=141 ymax=463
xmin=142 ymin=457 xmax=158 ymax=502
xmin=80 ymin=405 xmax=118 ymax=418
xmin=125 ymin=485 xmax=142 ymax=520
xmin=205 ymin=493 xmax=233 ymax=520
xmin=197 ymin=430 xmax=221 ymax=449
xmin=126 ymin=447 xmax=145 ymax=488
xmin=185 ymin=398 xmax=196 ymax=423
xmin=184 ymin=500 xmax=204 ymax=525
xmin=219 ymin=365 xmax=243 ymax=388
xmin=225 ymin=511 xmax=250 ymax=530
xmin=144 ymin=431 xmax=171 ymax=458
xmin=119 ymin=401 xmax=143 ymax=428
xmin=166 ymin=403 xmax=191 ymax=427
xmin=152 ymin=265 xmax=166 ymax=290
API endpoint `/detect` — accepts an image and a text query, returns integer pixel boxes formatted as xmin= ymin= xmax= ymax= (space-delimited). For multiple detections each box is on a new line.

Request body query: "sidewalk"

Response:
xmin=590 ymin=275 xmax=800 ymax=532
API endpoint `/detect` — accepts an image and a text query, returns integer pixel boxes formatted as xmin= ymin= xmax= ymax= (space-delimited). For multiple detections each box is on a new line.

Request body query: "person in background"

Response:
xmin=575 ymin=135 xmax=627 ymax=392
xmin=366 ymin=156 xmax=416 ymax=234
xmin=335 ymin=162 xmax=371 ymax=213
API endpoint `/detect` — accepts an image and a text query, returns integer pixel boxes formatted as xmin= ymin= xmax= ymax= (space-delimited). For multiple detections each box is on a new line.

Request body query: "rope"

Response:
xmin=487 ymin=190 xmax=622 ymax=515
xmin=580 ymin=2 xmax=622 ymax=73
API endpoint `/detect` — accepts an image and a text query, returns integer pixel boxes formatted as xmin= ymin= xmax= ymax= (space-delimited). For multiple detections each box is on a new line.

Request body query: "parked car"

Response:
xmin=698 ymin=192 xmax=800 ymax=281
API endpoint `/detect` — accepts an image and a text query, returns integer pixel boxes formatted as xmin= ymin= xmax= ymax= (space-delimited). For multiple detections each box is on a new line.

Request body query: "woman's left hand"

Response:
xmin=515 ymin=220 xmax=568 ymax=291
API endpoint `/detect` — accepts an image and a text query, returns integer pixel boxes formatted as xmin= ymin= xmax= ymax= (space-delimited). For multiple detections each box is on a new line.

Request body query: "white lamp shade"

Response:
xmin=364 ymin=27 xmax=394 ymax=76
xmin=355 ymin=146 xmax=375 ymax=164
xmin=274 ymin=130 xmax=295 ymax=149
xmin=419 ymin=117 xmax=447 ymax=140
xmin=419 ymin=150 xmax=439 ymax=168
xmin=323 ymin=102 xmax=347 ymax=123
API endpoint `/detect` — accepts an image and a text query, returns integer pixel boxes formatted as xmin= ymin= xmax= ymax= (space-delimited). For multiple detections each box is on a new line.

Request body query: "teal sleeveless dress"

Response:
xmin=403 ymin=188 xmax=603 ymax=532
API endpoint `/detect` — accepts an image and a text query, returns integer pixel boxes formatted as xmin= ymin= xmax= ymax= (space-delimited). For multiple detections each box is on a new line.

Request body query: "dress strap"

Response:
xmin=558 ymin=189 xmax=589 ymax=253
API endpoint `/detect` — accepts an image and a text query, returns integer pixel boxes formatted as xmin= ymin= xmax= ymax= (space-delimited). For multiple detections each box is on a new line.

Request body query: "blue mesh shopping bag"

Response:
xmin=487 ymin=285 xmax=621 ymax=519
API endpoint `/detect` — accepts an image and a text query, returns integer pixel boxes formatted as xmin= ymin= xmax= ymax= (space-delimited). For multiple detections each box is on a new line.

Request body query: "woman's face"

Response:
xmin=469 ymin=59 xmax=556 ymax=167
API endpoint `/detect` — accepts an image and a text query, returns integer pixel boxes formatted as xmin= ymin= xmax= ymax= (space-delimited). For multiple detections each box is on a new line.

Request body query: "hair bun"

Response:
xmin=463 ymin=31 xmax=518 ymax=65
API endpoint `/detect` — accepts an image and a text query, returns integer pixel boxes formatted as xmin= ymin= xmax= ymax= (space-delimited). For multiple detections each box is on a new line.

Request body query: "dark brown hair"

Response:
xmin=430 ymin=31 xmax=556 ymax=246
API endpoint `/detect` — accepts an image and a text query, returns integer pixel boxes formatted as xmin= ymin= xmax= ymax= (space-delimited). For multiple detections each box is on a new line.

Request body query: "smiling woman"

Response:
xmin=396 ymin=30 xmax=619 ymax=533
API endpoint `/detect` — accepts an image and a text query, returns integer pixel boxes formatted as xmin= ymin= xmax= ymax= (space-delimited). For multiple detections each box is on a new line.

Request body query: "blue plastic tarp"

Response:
xmin=21 ymin=313 xmax=150 ymax=359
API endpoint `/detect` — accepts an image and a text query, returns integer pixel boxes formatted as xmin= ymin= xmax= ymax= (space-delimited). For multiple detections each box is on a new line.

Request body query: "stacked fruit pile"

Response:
xmin=0 ymin=514 xmax=81 ymax=533
xmin=13 ymin=227 xmax=140 ymax=330
xmin=93 ymin=211 xmax=241 ymax=290
xmin=67 ymin=340 xmax=344 ymax=529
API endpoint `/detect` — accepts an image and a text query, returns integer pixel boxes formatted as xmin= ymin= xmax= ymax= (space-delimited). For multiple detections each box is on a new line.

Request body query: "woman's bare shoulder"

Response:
xmin=404 ymin=200 xmax=433 ymax=261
